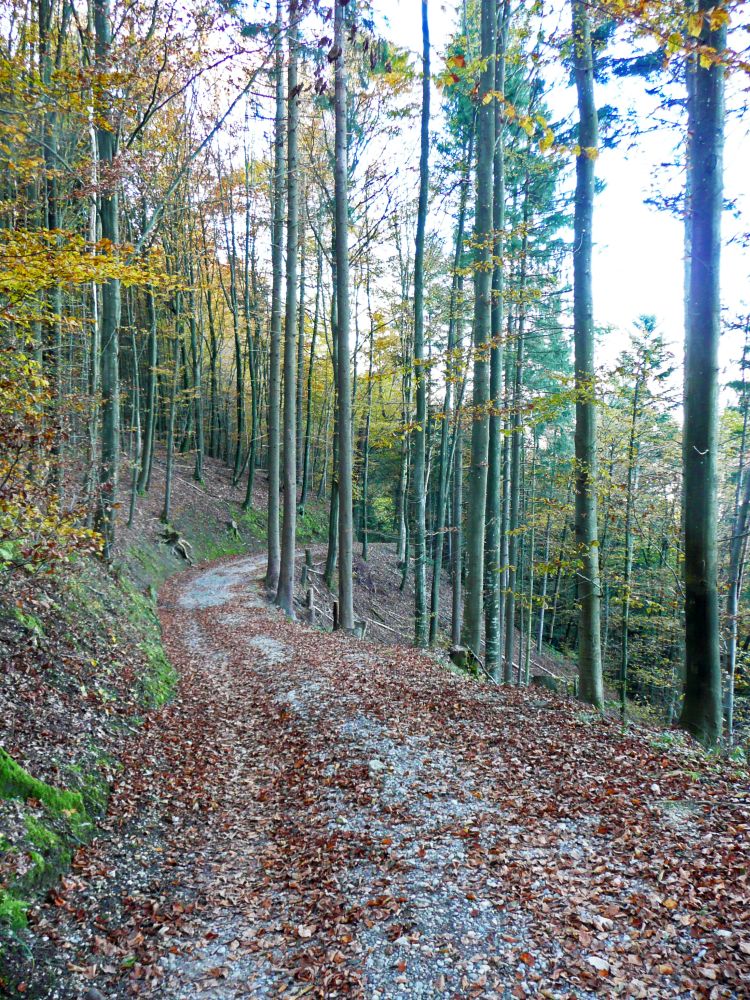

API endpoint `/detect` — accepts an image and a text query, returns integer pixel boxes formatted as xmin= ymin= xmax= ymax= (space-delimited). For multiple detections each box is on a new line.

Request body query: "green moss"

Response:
xmin=0 ymin=891 xmax=27 ymax=931
xmin=139 ymin=640 xmax=178 ymax=709
xmin=24 ymin=816 xmax=59 ymax=853
xmin=296 ymin=508 xmax=327 ymax=543
xmin=239 ymin=507 xmax=267 ymax=539
xmin=0 ymin=750 xmax=91 ymax=842
xmin=11 ymin=608 xmax=44 ymax=637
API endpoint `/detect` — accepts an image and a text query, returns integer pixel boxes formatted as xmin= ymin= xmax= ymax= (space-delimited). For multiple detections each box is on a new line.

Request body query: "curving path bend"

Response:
xmin=133 ymin=553 xmax=748 ymax=1000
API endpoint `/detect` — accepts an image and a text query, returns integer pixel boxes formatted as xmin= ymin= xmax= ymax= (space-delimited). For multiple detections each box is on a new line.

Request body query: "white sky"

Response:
xmin=374 ymin=0 xmax=749 ymax=382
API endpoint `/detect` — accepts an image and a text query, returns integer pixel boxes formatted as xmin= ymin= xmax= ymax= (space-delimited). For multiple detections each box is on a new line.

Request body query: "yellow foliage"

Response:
xmin=0 ymin=351 xmax=101 ymax=574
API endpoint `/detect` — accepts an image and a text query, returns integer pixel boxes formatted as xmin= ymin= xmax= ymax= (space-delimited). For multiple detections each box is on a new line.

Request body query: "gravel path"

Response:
xmin=149 ymin=555 xmax=748 ymax=999
xmin=36 ymin=552 xmax=748 ymax=999
xmin=158 ymin=555 xmax=527 ymax=999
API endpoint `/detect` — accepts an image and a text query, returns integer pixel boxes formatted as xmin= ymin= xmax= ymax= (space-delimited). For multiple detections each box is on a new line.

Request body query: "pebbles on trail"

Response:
xmin=52 ymin=545 xmax=741 ymax=1000
xmin=176 ymin=556 xmax=265 ymax=610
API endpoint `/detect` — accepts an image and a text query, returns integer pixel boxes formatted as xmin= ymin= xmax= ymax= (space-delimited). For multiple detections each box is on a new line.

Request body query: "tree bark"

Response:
xmin=333 ymin=0 xmax=354 ymax=631
xmin=94 ymin=0 xmax=120 ymax=558
xmin=572 ymin=0 xmax=603 ymax=708
xmin=412 ymin=0 xmax=430 ymax=646
xmin=484 ymin=0 xmax=509 ymax=677
xmin=276 ymin=10 xmax=300 ymax=617
xmin=680 ymin=1 xmax=725 ymax=745
xmin=461 ymin=0 xmax=495 ymax=656
xmin=266 ymin=0 xmax=286 ymax=592
xmin=430 ymin=133 xmax=473 ymax=646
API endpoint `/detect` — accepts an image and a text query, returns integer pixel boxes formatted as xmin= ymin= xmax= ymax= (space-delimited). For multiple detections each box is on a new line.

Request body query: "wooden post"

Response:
xmin=306 ymin=586 xmax=315 ymax=625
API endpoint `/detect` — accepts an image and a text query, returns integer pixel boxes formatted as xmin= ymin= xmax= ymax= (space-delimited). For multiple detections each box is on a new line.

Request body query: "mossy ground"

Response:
xmin=0 ymin=749 xmax=92 ymax=944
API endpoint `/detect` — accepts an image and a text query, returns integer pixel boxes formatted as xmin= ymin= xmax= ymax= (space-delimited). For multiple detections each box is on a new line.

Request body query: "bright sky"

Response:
xmin=375 ymin=0 xmax=749 ymax=382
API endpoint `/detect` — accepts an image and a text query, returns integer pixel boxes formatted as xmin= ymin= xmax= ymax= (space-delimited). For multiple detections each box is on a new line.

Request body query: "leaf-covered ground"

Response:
xmin=26 ymin=553 xmax=749 ymax=999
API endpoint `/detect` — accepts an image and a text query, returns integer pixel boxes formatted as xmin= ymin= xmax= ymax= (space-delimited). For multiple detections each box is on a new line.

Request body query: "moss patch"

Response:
xmin=0 ymin=750 xmax=89 ymax=841
xmin=139 ymin=640 xmax=179 ymax=708
xmin=0 ymin=891 xmax=28 ymax=932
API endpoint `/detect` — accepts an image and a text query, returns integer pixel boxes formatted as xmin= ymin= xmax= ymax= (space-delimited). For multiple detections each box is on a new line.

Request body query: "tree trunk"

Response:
xmin=461 ymin=0 xmax=495 ymax=656
xmin=138 ymin=287 xmax=158 ymax=493
xmin=243 ymin=182 xmax=260 ymax=510
xmin=412 ymin=0 xmax=430 ymax=647
xmin=484 ymin=0 xmax=509 ymax=677
xmin=679 ymin=0 xmax=725 ymax=746
xmin=94 ymin=0 xmax=120 ymax=558
xmin=266 ymin=0 xmax=286 ymax=592
xmin=572 ymin=0 xmax=603 ymax=708
xmin=276 ymin=12 xmax=300 ymax=617
xmin=502 ymin=180 xmax=529 ymax=683
xmin=361 ymin=260 xmax=375 ymax=560
xmin=333 ymin=0 xmax=354 ymax=631
xmin=620 ymin=378 xmax=641 ymax=721
xmin=325 ymin=252 xmax=340 ymax=588
xmin=127 ymin=329 xmax=142 ymax=527
xmin=430 ymin=132 xmax=473 ymax=646
xmin=300 ymin=236 xmax=322 ymax=513
xmin=296 ymin=209 xmax=306 ymax=481
xmin=451 ymin=418 xmax=464 ymax=647
xmin=189 ymin=281 xmax=204 ymax=484
xmin=162 ymin=330 xmax=181 ymax=524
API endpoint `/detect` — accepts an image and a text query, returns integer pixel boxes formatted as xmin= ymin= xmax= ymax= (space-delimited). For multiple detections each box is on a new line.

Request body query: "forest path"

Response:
xmin=43 ymin=553 xmax=747 ymax=999
xmin=138 ymin=553 xmax=747 ymax=1000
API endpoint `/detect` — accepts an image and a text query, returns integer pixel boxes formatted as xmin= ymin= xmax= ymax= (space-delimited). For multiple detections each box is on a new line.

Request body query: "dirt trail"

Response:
xmin=34 ymin=553 xmax=749 ymax=999
xmin=150 ymin=555 xmax=748 ymax=999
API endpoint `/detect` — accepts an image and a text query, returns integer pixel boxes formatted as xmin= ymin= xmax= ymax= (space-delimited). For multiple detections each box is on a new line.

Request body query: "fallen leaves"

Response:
xmin=22 ymin=550 xmax=750 ymax=999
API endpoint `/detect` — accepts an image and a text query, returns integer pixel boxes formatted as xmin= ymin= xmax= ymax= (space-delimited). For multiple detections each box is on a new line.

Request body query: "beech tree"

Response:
xmin=679 ymin=0 xmax=726 ymax=745
xmin=571 ymin=0 xmax=603 ymax=709
xmin=461 ymin=0 xmax=495 ymax=659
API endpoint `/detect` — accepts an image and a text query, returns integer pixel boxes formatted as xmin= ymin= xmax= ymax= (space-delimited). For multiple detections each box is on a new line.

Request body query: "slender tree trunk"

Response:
xmin=548 ymin=496 xmax=571 ymax=646
xmin=680 ymin=0 xmax=725 ymax=746
xmin=300 ymin=236 xmax=322 ymax=513
xmin=333 ymin=0 xmax=354 ymax=631
xmin=502 ymin=183 xmax=529 ymax=683
xmin=162 ymin=330 xmax=181 ymax=524
xmin=361 ymin=260 xmax=375 ymax=560
xmin=430 ymin=133 xmax=473 ymax=646
xmin=451 ymin=418 xmax=464 ymax=647
xmin=572 ymin=0 xmax=603 ymax=708
xmin=536 ymin=511 xmax=552 ymax=652
xmin=296 ymin=209 xmax=306 ymax=481
xmin=524 ymin=436 xmax=537 ymax=684
xmin=226 ymin=187 xmax=245 ymax=484
xmin=412 ymin=0 xmax=430 ymax=646
xmin=276 ymin=13 xmax=300 ymax=617
xmin=620 ymin=379 xmax=641 ymax=721
xmin=128 ymin=329 xmax=141 ymax=526
xmin=725 ymin=327 xmax=750 ymax=742
xmin=726 ymin=455 xmax=750 ymax=743
xmin=325 ymin=253 xmax=340 ymax=588
xmin=243 ymin=195 xmax=260 ymax=509
xmin=94 ymin=0 xmax=120 ymax=558
xmin=484 ymin=0 xmax=509 ymax=676
xmin=189 ymin=281 xmax=204 ymax=484
xmin=205 ymin=287 xmax=220 ymax=460
xmin=266 ymin=0 xmax=286 ymax=591
xmin=461 ymin=0 xmax=495 ymax=656
xmin=138 ymin=287 xmax=158 ymax=492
